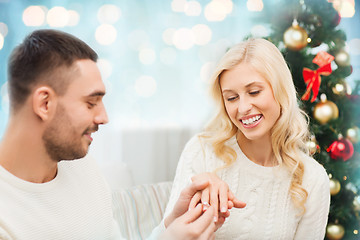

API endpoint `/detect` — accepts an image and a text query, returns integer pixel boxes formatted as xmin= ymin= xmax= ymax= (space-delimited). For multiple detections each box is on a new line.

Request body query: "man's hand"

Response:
xmin=160 ymin=204 xmax=216 ymax=240
xmin=189 ymin=172 xmax=246 ymax=228
xmin=164 ymin=180 xmax=211 ymax=227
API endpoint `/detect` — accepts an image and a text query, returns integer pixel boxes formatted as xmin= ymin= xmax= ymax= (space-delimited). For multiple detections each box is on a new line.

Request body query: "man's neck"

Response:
xmin=0 ymin=123 xmax=58 ymax=183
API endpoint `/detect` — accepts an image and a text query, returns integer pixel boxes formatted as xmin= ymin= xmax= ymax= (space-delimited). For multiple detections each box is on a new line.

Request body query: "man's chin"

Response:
xmin=57 ymin=149 xmax=89 ymax=162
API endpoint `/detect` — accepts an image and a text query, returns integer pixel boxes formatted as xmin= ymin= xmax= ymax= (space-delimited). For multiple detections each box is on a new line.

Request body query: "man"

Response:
xmin=0 ymin=29 xmax=218 ymax=239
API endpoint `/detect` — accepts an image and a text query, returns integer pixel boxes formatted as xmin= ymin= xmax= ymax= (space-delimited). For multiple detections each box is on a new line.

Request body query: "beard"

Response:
xmin=42 ymin=104 xmax=97 ymax=162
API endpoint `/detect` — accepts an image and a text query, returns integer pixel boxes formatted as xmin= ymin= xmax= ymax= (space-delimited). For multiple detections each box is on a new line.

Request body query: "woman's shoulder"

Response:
xmin=184 ymin=132 xmax=213 ymax=151
xmin=301 ymin=153 xmax=329 ymax=186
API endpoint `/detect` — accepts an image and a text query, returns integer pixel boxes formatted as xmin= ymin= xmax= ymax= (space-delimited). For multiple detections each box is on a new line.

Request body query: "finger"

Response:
xmin=189 ymin=191 xmax=202 ymax=210
xmin=228 ymin=191 xmax=246 ymax=208
xmin=190 ymin=206 xmax=216 ymax=233
xmin=218 ymin=183 xmax=229 ymax=213
xmin=179 ymin=203 xmax=204 ymax=224
xmin=216 ymin=215 xmax=226 ymax=231
xmin=201 ymin=188 xmax=210 ymax=211
xmin=228 ymin=200 xmax=234 ymax=209
xmin=198 ymin=217 xmax=216 ymax=240
xmin=218 ymin=210 xmax=230 ymax=219
xmin=232 ymin=198 xmax=246 ymax=208
xmin=209 ymin=185 xmax=219 ymax=221
xmin=228 ymin=190 xmax=235 ymax=201
xmin=183 ymin=180 xmax=209 ymax=200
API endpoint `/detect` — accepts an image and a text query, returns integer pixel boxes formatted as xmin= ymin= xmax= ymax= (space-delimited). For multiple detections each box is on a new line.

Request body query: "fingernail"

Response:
xmin=221 ymin=207 xmax=227 ymax=213
xmin=213 ymin=216 xmax=218 ymax=222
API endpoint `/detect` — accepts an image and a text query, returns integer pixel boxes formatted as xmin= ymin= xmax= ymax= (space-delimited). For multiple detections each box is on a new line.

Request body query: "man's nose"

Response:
xmin=94 ymin=103 xmax=109 ymax=125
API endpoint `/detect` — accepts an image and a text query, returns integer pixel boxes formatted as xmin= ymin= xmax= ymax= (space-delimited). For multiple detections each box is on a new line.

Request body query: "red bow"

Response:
xmin=301 ymin=63 xmax=332 ymax=102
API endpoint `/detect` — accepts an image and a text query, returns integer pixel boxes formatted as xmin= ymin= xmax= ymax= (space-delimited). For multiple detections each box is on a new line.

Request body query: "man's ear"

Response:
xmin=32 ymin=86 xmax=56 ymax=121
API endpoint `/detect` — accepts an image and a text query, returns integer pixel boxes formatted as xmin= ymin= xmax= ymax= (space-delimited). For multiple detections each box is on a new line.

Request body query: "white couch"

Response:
xmin=112 ymin=181 xmax=172 ymax=240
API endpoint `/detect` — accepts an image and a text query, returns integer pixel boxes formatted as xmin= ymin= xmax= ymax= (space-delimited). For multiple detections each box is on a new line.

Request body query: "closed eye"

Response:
xmin=87 ymin=102 xmax=97 ymax=109
xmin=249 ymin=90 xmax=260 ymax=95
xmin=227 ymin=96 xmax=238 ymax=101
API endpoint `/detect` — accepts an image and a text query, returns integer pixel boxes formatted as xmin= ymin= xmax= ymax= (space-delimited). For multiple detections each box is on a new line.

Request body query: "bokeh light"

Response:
xmin=192 ymin=24 xmax=212 ymax=45
xmin=162 ymin=28 xmax=176 ymax=46
xmin=339 ymin=2 xmax=355 ymax=17
xmin=184 ymin=1 xmax=202 ymax=16
xmin=173 ymin=28 xmax=195 ymax=50
xmin=95 ymin=24 xmax=117 ymax=45
xmin=0 ymin=23 xmax=8 ymax=37
xmin=139 ymin=48 xmax=156 ymax=65
xmin=67 ymin=10 xmax=80 ymax=26
xmin=0 ymin=33 xmax=4 ymax=50
xmin=204 ymin=0 xmax=233 ymax=22
xmin=171 ymin=0 xmax=187 ymax=12
xmin=251 ymin=24 xmax=268 ymax=37
xmin=135 ymin=76 xmax=157 ymax=97
xmin=47 ymin=6 xmax=69 ymax=27
xmin=23 ymin=6 xmax=46 ymax=26
xmin=332 ymin=0 xmax=355 ymax=18
xmin=247 ymin=0 xmax=264 ymax=11
xmin=97 ymin=4 xmax=121 ymax=24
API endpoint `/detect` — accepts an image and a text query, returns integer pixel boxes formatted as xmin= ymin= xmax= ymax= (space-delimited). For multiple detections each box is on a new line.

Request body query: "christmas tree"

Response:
xmin=253 ymin=0 xmax=360 ymax=239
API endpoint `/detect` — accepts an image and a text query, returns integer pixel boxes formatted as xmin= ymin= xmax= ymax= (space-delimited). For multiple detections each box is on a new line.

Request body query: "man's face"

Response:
xmin=43 ymin=59 xmax=108 ymax=161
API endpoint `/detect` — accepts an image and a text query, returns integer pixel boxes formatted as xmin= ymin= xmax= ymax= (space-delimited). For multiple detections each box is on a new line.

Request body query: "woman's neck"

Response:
xmin=236 ymin=132 xmax=277 ymax=167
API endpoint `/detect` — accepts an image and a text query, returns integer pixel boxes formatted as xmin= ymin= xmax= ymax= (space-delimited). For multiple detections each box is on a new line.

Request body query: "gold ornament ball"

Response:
xmin=326 ymin=223 xmax=345 ymax=240
xmin=283 ymin=24 xmax=308 ymax=51
xmin=335 ymin=49 xmax=350 ymax=67
xmin=306 ymin=136 xmax=319 ymax=155
xmin=329 ymin=178 xmax=341 ymax=195
xmin=313 ymin=98 xmax=339 ymax=124
xmin=346 ymin=126 xmax=360 ymax=143
xmin=332 ymin=79 xmax=352 ymax=96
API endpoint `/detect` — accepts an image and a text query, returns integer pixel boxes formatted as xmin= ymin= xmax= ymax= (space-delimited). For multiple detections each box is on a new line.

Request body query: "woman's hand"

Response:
xmin=189 ymin=172 xmax=246 ymax=230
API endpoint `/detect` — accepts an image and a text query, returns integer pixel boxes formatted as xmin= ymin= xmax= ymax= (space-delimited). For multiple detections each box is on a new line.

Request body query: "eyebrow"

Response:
xmin=245 ymin=81 xmax=263 ymax=88
xmin=87 ymin=91 xmax=106 ymax=97
xmin=222 ymin=81 xmax=264 ymax=93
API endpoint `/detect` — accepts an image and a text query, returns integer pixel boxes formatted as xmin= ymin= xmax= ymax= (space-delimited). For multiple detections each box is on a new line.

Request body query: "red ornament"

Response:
xmin=332 ymin=12 xmax=341 ymax=26
xmin=327 ymin=138 xmax=354 ymax=161
xmin=301 ymin=51 xmax=334 ymax=102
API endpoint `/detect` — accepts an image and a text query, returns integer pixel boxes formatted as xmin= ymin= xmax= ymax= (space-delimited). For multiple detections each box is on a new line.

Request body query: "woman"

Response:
xmin=162 ymin=38 xmax=330 ymax=239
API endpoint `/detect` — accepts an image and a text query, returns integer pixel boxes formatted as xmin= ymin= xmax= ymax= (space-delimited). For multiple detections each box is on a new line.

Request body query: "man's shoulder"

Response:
xmin=58 ymin=155 xmax=105 ymax=182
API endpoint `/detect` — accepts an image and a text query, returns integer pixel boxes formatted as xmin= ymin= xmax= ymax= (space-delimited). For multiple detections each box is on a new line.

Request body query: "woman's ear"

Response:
xmin=32 ymin=86 xmax=56 ymax=121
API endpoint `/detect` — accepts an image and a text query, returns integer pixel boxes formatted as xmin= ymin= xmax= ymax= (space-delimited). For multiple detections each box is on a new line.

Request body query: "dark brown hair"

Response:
xmin=8 ymin=29 xmax=98 ymax=111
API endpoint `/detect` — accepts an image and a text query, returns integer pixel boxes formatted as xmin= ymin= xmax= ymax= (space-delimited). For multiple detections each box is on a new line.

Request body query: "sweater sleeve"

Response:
xmin=162 ymin=135 xmax=207 ymax=220
xmin=0 ymin=226 xmax=12 ymax=240
xmin=294 ymin=161 xmax=330 ymax=240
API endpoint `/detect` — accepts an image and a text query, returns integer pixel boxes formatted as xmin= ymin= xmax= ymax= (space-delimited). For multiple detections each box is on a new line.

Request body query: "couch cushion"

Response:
xmin=112 ymin=181 xmax=172 ymax=240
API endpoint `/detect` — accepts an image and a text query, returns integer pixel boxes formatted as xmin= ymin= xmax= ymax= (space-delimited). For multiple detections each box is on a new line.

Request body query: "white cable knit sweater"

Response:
xmin=163 ymin=134 xmax=330 ymax=240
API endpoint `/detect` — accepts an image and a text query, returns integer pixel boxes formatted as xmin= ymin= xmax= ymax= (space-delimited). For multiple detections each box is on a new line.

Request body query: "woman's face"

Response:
xmin=220 ymin=63 xmax=281 ymax=141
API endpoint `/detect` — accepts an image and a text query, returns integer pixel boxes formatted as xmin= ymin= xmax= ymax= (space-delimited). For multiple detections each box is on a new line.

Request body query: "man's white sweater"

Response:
xmin=0 ymin=156 xmax=122 ymax=240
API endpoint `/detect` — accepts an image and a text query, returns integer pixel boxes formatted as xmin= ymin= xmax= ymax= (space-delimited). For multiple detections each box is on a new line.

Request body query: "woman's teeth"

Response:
xmin=241 ymin=115 xmax=261 ymax=125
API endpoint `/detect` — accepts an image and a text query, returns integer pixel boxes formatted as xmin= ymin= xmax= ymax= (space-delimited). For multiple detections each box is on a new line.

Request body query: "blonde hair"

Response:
xmin=202 ymin=38 xmax=309 ymax=214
